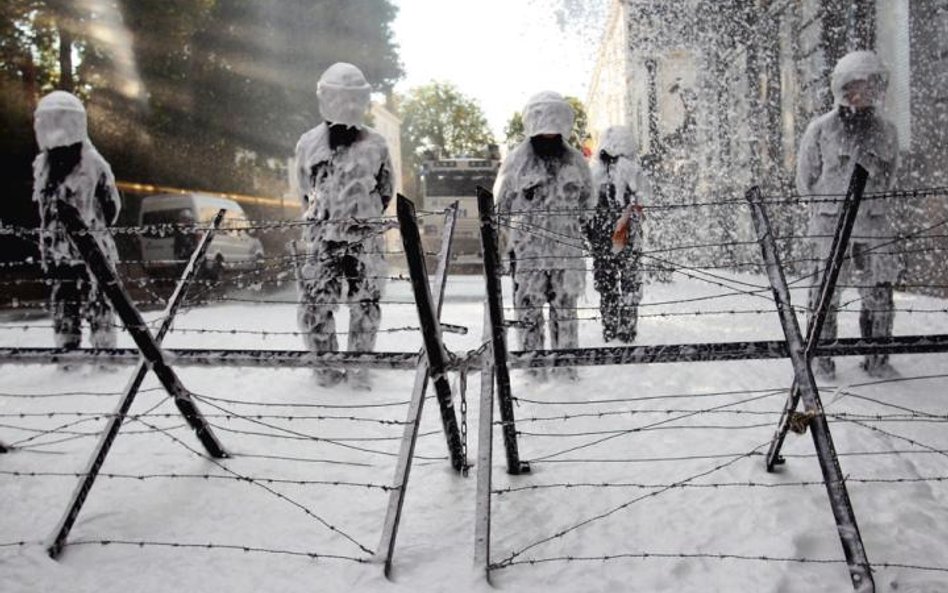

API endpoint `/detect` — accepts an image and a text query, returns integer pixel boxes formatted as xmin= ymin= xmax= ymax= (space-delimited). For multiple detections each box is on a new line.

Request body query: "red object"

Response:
xmin=611 ymin=204 xmax=644 ymax=253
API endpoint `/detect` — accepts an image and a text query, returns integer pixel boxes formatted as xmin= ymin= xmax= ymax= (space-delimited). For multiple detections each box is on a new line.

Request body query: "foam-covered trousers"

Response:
xmin=591 ymin=245 xmax=642 ymax=342
xmin=511 ymin=265 xmax=579 ymax=352
xmin=807 ymin=240 xmax=895 ymax=370
xmin=297 ymin=241 xmax=382 ymax=354
xmin=49 ymin=263 xmax=115 ymax=349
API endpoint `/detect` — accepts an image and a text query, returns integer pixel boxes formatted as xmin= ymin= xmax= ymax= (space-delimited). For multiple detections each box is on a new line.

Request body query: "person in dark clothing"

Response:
xmin=587 ymin=125 xmax=652 ymax=343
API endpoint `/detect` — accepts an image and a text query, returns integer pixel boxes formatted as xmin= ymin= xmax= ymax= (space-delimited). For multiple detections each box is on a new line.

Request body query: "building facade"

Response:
xmin=587 ymin=0 xmax=948 ymax=286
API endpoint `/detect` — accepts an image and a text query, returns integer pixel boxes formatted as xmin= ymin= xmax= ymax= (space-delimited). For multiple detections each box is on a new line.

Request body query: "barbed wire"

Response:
xmin=187 ymin=398 xmax=402 ymax=459
xmin=0 ymin=211 xmax=440 ymax=239
xmin=0 ymin=387 xmax=164 ymax=398
xmin=491 ymin=186 xmax=948 ymax=218
xmin=0 ymin=539 xmax=371 ymax=563
xmin=205 ymin=420 xmax=437 ymax=445
xmin=4 ymin=416 xmax=110 ymax=448
xmin=840 ymin=417 xmax=948 ymax=463
xmin=525 ymin=392 xmax=781 ymax=462
xmin=493 ymin=440 xmax=772 ymax=568
xmin=492 ymin=474 xmax=948 ymax=496
xmin=0 ymin=410 xmax=410 ymax=426
xmin=0 ymin=249 xmax=428 ymax=270
xmin=513 ymin=386 xmax=787 ymax=407
xmin=0 ymin=469 xmax=394 ymax=491
xmin=516 ymin=421 xmax=776 ymax=437
xmin=0 ymin=323 xmax=444 ymax=338
xmin=2 ymin=187 xmax=946 ymax=241
xmin=525 ymin=448 xmax=948 ymax=465
xmin=0 ymin=272 xmax=413 ymax=289
xmin=0 ymin=294 xmax=419 ymax=311
xmin=491 ymin=552 xmax=948 ymax=574
xmin=130 ymin=416 xmax=374 ymax=555
xmin=191 ymin=392 xmax=412 ymax=410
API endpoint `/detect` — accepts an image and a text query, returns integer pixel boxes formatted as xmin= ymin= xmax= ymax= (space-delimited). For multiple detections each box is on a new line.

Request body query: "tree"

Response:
xmin=398 ymin=81 xmax=495 ymax=161
xmin=0 ymin=0 xmax=404 ymax=238
xmin=397 ymin=81 xmax=496 ymax=196
xmin=503 ymin=95 xmax=590 ymax=152
xmin=187 ymin=0 xmax=403 ymax=164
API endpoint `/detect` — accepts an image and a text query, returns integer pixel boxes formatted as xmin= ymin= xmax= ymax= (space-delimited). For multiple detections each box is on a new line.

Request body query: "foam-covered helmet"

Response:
xmin=522 ymin=91 xmax=574 ymax=138
xmin=34 ymin=91 xmax=88 ymax=150
xmin=317 ymin=62 xmax=372 ymax=127
xmin=598 ymin=125 xmax=638 ymax=159
xmin=831 ymin=50 xmax=889 ymax=108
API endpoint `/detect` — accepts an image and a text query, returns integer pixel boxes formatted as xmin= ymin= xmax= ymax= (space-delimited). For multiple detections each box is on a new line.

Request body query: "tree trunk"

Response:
xmin=57 ymin=23 xmax=73 ymax=92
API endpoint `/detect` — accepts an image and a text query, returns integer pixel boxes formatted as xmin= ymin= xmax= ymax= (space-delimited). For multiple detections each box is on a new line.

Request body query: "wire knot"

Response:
xmin=788 ymin=409 xmax=821 ymax=434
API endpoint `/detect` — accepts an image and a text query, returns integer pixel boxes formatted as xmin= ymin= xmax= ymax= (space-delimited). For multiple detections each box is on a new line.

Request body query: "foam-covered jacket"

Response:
xmin=295 ymin=122 xmax=394 ymax=286
xmin=796 ymin=110 xmax=899 ymax=235
xmin=797 ymin=50 xmax=900 ymax=241
xmin=32 ymin=141 xmax=121 ymax=270
xmin=494 ymin=140 xmax=594 ymax=298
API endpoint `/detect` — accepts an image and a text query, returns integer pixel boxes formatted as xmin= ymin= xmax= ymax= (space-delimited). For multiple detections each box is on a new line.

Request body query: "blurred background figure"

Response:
xmin=587 ymin=125 xmax=651 ymax=343
xmin=796 ymin=50 xmax=900 ymax=379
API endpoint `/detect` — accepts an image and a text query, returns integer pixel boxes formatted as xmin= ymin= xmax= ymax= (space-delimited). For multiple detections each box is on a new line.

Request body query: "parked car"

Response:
xmin=139 ymin=193 xmax=264 ymax=277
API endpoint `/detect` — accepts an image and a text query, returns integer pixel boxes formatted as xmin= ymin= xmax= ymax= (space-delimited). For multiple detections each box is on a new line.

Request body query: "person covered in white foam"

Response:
xmin=493 ymin=91 xmax=594 ymax=380
xmin=32 ymin=91 xmax=121 ymax=354
xmin=294 ymin=62 xmax=395 ymax=390
xmin=796 ymin=50 xmax=901 ymax=379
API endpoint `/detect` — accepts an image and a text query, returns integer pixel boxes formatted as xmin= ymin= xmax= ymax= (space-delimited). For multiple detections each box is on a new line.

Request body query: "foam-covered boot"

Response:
xmin=316 ymin=368 xmax=346 ymax=387
xmin=348 ymin=368 xmax=373 ymax=391
xmin=813 ymin=357 xmax=835 ymax=380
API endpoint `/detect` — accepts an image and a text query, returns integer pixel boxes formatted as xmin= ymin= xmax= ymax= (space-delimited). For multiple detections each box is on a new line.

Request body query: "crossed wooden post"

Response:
xmin=376 ymin=197 xmax=465 ymax=577
xmin=746 ymin=166 xmax=874 ymax=592
xmin=47 ymin=204 xmax=227 ymax=558
xmin=764 ymin=165 xmax=870 ymax=471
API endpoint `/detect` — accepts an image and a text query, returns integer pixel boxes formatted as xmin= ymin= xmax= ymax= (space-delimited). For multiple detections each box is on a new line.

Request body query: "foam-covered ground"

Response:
xmin=2 ymin=273 xmax=947 ymax=592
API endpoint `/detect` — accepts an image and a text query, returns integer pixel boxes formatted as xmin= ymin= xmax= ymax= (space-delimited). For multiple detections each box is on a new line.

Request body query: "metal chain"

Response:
xmin=459 ymin=367 xmax=470 ymax=477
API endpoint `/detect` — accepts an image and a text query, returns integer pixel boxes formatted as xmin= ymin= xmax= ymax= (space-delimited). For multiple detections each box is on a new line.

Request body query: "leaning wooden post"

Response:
xmin=474 ymin=304 xmax=495 ymax=581
xmin=55 ymin=199 xmax=226 ymax=459
xmin=765 ymin=165 xmax=869 ymax=471
xmin=747 ymin=186 xmax=874 ymax=592
xmin=395 ymin=195 xmax=465 ymax=471
xmin=377 ymin=201 xmax=461 ymax=576
xmin=476 ymin=186 xmax=528 ymax=475
xmin=47 ymin=209 xmax=227 ymax=559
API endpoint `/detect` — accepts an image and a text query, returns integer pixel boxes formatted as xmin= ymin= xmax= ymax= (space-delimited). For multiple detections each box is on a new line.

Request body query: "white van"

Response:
xmin=139 ymin=193 xmax=264 ymax=276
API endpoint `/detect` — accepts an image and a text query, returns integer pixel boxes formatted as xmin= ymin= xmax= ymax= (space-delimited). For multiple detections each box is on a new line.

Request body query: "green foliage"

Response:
xmin=0 ymin=0 xmax=404 ymax=207
xmin=395 ymin=81 xmax=496 ymax=199
xmin=398 ymin=81 xmax=496 ymax=163
xmin=503 ymin=111 xmax=524 ymax=151
xmin=503 ymin=96 xmax=590 ymax=152
xmin=187 ymin=0 xmax=403 ymax=161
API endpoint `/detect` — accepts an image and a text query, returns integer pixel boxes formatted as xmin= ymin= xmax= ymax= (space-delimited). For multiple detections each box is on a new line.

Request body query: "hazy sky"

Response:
xmin=392 ymin=0 xmax=603 ymax=139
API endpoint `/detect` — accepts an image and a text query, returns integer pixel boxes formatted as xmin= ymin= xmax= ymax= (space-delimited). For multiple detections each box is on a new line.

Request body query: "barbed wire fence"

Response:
xmin=2 ymin=180 xmax=948 ymax=588
xmin=0 ymin=199 xmax=472 ymax=575
xmin=472 ymin=175 xmax=948 ymax=591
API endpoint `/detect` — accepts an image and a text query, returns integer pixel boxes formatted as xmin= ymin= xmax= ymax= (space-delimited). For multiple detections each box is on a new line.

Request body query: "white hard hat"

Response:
xmin=831 ymin=50 xmax=889 ymax=107
xmin=34 ymin=91 xmax=88 ymax=150
xmin=317 ymin=62 xmax=372 ymax=127
xmin=522 ymin=91 xmax=574 ymax=138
